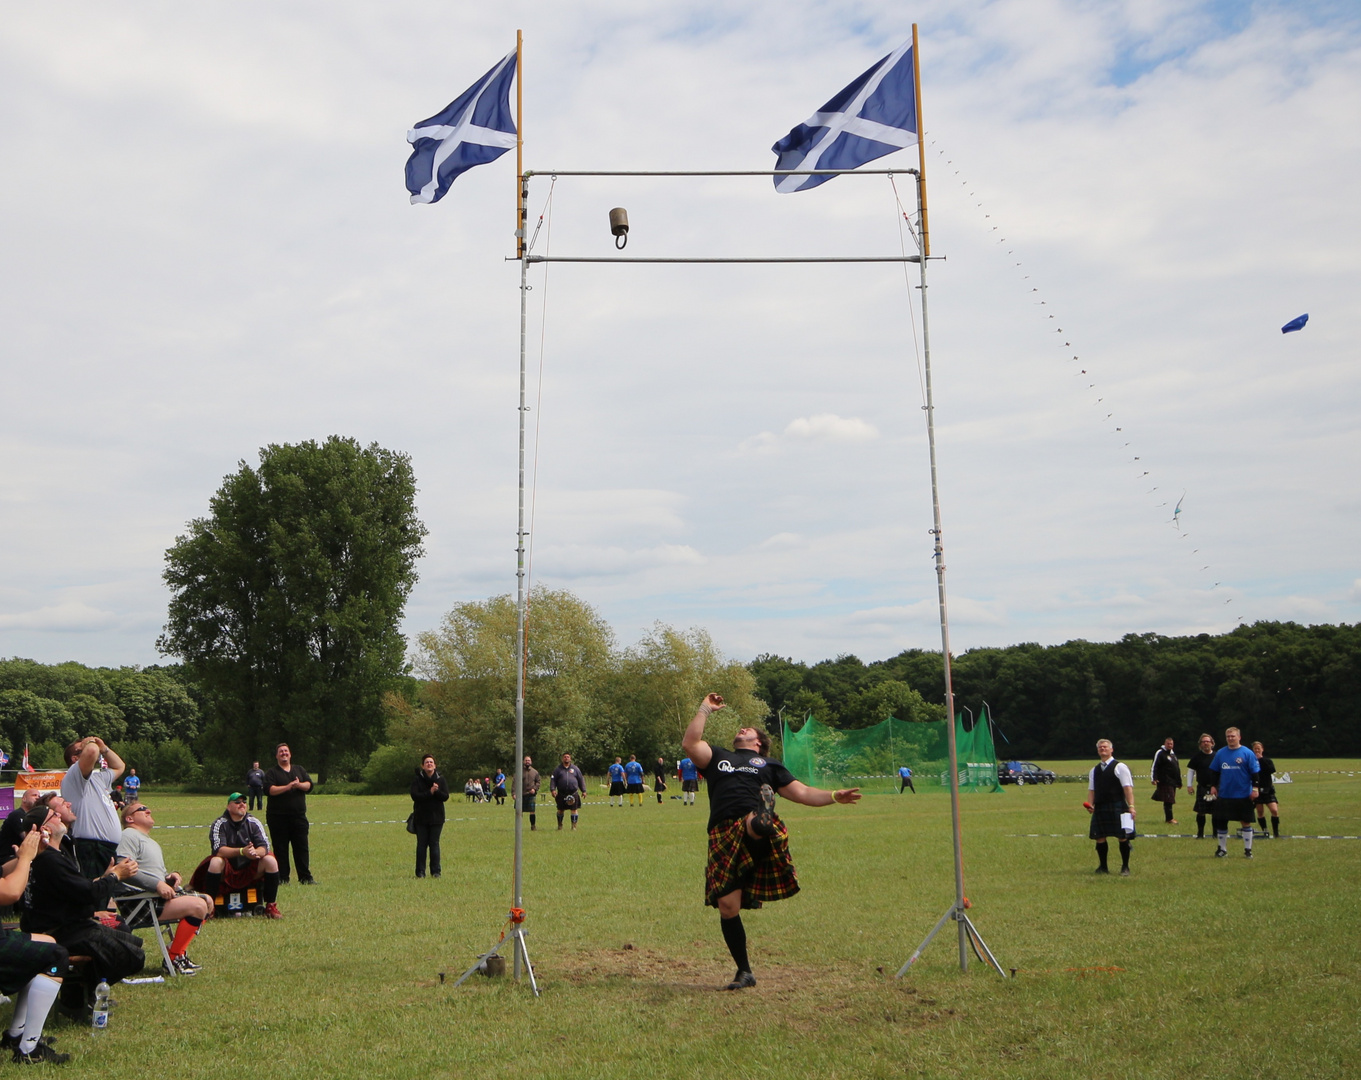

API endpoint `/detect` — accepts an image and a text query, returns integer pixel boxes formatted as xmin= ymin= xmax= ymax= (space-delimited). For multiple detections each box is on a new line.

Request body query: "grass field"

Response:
xmin=27 ymin=761 xmax=1361 ymax=1078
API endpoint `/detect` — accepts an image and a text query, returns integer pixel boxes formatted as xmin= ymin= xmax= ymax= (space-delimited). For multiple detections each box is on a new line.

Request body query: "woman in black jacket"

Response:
xmin=410 ymin=755 xmax=450 ymax=878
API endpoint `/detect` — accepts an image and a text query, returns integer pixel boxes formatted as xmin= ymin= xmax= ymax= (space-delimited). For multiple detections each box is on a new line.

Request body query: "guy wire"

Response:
xmin=524 ymin=177 xmax=556 ymax=642
xmin=889 ymin=173 xmax=928 ymax=409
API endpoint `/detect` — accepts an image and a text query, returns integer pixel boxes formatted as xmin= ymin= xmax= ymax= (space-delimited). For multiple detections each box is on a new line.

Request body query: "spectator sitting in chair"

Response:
xmin=19 ymin=803 xmax=146 ymax=1000
xmin=190 ymin=793 xmax=282 ymax=919
xmin=116 ymin=803 xmax=214 ymax=976
xmin=0 ymin=790 xmax=42 ymax=859
xmin=0 ymin=826 xmax=71 ymax=1064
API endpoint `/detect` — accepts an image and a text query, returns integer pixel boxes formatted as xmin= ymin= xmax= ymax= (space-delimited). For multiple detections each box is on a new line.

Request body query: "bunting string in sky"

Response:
xmin=770 ymin=39 xmax=918 ymax=194
xmin=405 ymin=50 xmax=517 ymax=205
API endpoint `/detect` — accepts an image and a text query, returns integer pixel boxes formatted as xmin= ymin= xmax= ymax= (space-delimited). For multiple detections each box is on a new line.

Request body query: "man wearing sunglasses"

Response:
xmin=116 ymin=803 xmax=215 ymax=975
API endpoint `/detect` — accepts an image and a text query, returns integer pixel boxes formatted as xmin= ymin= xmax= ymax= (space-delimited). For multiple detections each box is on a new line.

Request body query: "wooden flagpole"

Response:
xmin=912 ymin=23 xmax=929 ymax=257
xmin=515 ymin=29 xmax=524 ymax=259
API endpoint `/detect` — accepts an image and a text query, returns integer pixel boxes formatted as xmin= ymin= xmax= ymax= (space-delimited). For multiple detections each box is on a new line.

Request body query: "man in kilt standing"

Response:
xmin=1085 ymin=740 xmax=1136 ymax=875
xmin=1185 ymin=733 xmax=1217 ymax=839
xmin=1149 ymin=737 xmax=1181 ymax=826
xmin=681 ymin=693 xmax=860 ymax=991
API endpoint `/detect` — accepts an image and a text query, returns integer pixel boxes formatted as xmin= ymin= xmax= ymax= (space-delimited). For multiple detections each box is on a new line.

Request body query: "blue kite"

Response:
xmin=1281 ymin=313 xmax=1309 ymax=334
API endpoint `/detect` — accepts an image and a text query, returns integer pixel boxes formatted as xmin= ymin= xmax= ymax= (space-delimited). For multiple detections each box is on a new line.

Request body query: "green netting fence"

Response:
xmin=781 ymin=709 xmax=1000 ymax=794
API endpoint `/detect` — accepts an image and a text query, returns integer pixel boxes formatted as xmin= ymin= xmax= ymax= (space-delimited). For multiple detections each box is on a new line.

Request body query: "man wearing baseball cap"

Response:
xmin=190 ymin=793 xmax=282 ymax=918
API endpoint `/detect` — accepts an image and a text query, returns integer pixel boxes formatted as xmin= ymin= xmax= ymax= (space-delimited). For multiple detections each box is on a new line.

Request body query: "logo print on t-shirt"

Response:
xmin=749 ymin=757 xmax=766 ymax=767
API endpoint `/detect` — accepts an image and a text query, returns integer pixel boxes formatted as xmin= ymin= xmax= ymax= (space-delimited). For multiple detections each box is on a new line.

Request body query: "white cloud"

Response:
xmin=0 ymin=603 xmax=119 ymax=633
xmin=740 ymin=414 xmax=880 ymax=454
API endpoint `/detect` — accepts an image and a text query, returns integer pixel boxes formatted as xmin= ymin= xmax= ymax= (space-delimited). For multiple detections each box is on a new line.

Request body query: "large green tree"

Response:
xmin=158 ymin=436 xmax=427 ymax=780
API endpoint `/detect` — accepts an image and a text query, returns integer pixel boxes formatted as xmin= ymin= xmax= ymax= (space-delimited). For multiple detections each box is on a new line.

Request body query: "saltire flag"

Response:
xmin=1281 ymin=313 xmax=1308 ymax=334
xmin=771 ymin=39 xmax=918 ymax=193
xmin=21 ymin=746 xmax=33 ymax=773
xmin=405 ymin=50 xmax=518 ymax=205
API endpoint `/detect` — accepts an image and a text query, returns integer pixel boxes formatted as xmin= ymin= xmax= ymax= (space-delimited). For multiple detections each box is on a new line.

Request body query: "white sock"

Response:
xmin=1242 ymin=825 xmax=1253 ymax=851
xmin=18 ymin=975 xmax=59 ymax=1054
xmin=7 ymin=984 xmax=27 ymax=1038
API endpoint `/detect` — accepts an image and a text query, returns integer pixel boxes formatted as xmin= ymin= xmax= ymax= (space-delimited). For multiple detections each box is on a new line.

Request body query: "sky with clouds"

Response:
xmin=2 ymin=0 xmax=1358 ymax=670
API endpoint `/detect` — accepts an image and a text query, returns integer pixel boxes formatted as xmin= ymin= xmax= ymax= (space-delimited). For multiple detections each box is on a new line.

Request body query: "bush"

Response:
xmin=362 ymin=744 xmax=417 ymax=794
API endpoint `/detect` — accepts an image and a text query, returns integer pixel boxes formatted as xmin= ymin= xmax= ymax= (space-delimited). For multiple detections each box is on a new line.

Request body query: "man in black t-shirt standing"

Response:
xmin=681 ymin=692 xmax=860 ymax=991
xmin=263 ymin=743 xmax=315 ymax=885
xmin=549 ymin=753 xmax=586 ymax=831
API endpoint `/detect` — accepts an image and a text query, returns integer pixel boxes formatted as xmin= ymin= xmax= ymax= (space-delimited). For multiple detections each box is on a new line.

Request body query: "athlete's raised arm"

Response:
xmin=680 ymin=693 xmax=725 ymax=769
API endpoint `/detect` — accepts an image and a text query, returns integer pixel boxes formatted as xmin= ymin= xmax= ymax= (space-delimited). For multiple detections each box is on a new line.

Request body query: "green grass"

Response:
xmin=35 ymin=764 xmax=1361 ymax=1078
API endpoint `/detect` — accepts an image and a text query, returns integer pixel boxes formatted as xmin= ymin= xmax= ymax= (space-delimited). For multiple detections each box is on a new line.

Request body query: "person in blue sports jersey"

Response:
xmin=679 ymin=756 xmax=700 ymax=805
xmin=1209 ymin=727 xmax=1260 ymax=859
xmin=608 ymin=758 xmax=627 ymax=807
xmin=897 ymin=764 xmax=915 ymax=794
xmin=123 ymin=768 xmax=142 ymax=802
xmin=624 ymin=755 xmax=646 ymax=807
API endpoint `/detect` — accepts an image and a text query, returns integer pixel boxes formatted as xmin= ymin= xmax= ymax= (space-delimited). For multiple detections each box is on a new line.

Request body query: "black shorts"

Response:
xmin=609 ymin=781 xmax=627 ymax=796
xmin=554 ymin=792 xmax=580 ymax=812
xmin=626 ymin=783 xmax=645 ymax=794
xmin=654 ymin=778 xmax=667 ymax=792
xmin=1213 ymin=798 xmax=1256 ymax=823
xmin=682 ymin=779 xmax=699 ymax=792
xmin=1256 ymin=787 xmax=1278 ymax=806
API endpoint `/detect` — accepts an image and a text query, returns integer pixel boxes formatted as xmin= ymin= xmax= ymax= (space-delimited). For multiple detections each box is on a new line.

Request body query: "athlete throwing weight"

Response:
xmin=681 ymin=693 xmax=860 ymax=991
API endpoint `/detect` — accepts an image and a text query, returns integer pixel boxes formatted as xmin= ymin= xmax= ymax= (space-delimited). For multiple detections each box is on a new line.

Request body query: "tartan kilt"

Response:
xmin=189 ymin=854 xmax=260 ymax=894
xmin=1089 ymin=803 xmax=1135 ymax=840
xmin=0 ymin=930 xmax=68 ymax=994
xmin=705 ymin=814 xmax=799 ymax=910
xmin=1152 ymin=782 xmax=1178 ymax=804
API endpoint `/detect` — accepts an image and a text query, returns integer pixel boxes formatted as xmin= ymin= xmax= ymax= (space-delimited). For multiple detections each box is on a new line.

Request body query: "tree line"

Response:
xmin=751 ymin=621 xmax=1361 ymax=759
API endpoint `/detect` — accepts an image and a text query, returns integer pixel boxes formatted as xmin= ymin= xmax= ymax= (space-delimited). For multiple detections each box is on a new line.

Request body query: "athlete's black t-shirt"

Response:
xmin=701 ymin=746 xmax=796 ymax=830
xmin=1187 ymin=751 xmax=1217 ymax=788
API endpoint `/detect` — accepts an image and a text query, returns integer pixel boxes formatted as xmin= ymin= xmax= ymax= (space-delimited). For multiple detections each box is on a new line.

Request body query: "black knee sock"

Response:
xmin=529 ymin=814 xmax=536 ymax=828
xmin=204 ymin=871 xmax=223 ymax=901
xmin=570 ymin=812 xmax=578 ymax=826
xmin=1165 ymin=805 xmax=1175 ymax=822
xmin=263 ymin=871 xmax=279 ymax=904
xmin=1271 ymin=814 xmax=1279 ymax=837
xmin=1118 ymin=840 xmax=1131 ymax=868
xmin=1258 ymin=815 xmax=1267 ymax=834
xmin=1196 ymin=813 xmax=1206 ymax=837
xmin=1096 ymin=841 xmax=1108 ymax=869
xmin=720 ymin=915 xmax=750 ymax=974
xmin=557 ymin=812 xmax=564 ymax=827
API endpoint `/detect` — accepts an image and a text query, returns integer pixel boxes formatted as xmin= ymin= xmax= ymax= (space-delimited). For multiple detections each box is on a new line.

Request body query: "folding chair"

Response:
xmin=112 ymin=891 xmax=179 ymax=977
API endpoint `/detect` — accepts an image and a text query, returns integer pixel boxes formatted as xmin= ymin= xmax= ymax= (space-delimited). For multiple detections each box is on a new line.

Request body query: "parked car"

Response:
xmin=999 ymin=761 xmax=1056 ymax=785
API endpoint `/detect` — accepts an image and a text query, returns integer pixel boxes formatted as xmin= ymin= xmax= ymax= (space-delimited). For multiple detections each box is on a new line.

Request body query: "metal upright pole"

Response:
xmin=915 ymin=200 xmax=967 ymax=972
xmin=511 ymin=29 xmax=528 ymax=983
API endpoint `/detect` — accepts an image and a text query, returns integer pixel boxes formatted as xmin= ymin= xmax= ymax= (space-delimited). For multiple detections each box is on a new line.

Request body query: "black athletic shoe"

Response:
xmin=1094 ymin=867 xmax=1109 ymax=874
xmin=1214 ymin=849 xmax=1228 ymax=858
xmin=1258 ymin=830 xmax=1271 ymax=839
xmin=13 ymin=1041 xmax=70 ymax=1065
xmin=1119 ymin=866 xmax=1130 ymax=876
xmin=179 ymin=954 xmax=202 ymax=971
xmin=1244 ymin=849 xmax=1253 ymax=859
xmin=0 ymin=1034 xmax=53 ymax=1053
xmin=752 ymin=784 xmax=777 ymax=837
xmin=724 ymin=971 xmax=757 ymax=991
xmin=299 ymin=877 xmax=317 ymax=885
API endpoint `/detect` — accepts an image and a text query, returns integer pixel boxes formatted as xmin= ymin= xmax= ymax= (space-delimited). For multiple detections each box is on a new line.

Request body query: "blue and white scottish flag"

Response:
xmin=405 ymin=50 xmax=518 ymax=205
xmin=771 ymin=40 xmax=918 ymax=193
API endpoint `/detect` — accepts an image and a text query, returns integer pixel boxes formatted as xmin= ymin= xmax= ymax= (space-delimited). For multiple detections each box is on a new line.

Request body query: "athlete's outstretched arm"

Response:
xmin=777 ymin=780 xmax=861 ymax=807
xmin=680 ymin=694 xmax=724 ymax=769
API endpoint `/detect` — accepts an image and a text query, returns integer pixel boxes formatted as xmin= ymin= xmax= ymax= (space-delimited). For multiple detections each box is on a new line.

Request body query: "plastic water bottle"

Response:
xmin=91 ymin=980 xmax=110 ymax=1035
